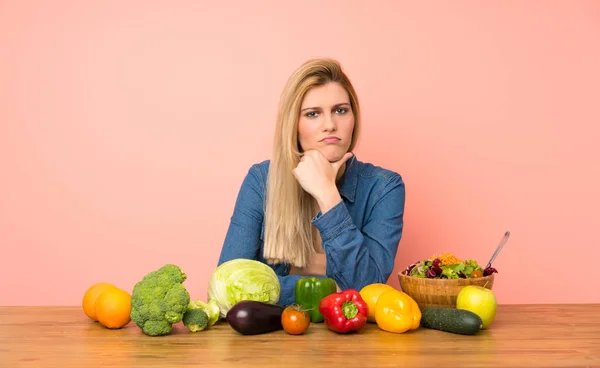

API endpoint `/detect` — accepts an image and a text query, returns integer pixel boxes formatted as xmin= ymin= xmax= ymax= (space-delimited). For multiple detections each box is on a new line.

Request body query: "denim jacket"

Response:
xmin=217 ymin=155 xmax=406 ymax=307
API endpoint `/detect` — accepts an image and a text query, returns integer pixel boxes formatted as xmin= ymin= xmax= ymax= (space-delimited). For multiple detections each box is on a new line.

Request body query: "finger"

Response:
xmin=332 ymin=152 xmax=354 ymax=171
xmin=301 ymin=152 xmax=318 ymax=163
xmin=303 ymin=150 xmax=317 ymax=158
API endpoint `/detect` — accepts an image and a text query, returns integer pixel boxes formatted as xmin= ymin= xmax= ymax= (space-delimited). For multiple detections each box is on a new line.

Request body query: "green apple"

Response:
xmin=456 ymin=285 xmax=497 ymax=329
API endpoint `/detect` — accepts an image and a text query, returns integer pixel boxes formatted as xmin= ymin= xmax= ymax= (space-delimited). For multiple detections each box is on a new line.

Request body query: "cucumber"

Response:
xmin=420 ymin=308 xmax=483 ymax=335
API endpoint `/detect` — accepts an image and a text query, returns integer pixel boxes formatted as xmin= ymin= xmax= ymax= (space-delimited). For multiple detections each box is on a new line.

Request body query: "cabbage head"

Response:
xmin=208 ymin=259 xmax=280 ymax=317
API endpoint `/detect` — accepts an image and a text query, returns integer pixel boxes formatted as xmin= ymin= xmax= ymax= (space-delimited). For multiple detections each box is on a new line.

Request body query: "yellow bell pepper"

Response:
xmin=375 ymin=289 xmax=421 ymax=333
xmin=359 ymin=283 xmax=396 ymax=323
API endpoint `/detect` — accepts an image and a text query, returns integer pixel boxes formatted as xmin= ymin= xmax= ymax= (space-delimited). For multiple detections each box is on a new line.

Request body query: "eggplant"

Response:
xmin=226 ymin=300 xmax=284 ymax=335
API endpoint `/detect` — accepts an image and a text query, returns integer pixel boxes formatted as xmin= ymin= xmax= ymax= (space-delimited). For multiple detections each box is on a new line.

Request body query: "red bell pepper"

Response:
xmin=318 ymin=289 xmax=368 ymax=334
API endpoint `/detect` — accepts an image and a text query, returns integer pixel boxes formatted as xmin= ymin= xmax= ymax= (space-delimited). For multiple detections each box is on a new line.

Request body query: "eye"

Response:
xmin=335 ymin=108 xmax=348 ymax=114
xmin=305 ymin=111 xmax=320 ymax=118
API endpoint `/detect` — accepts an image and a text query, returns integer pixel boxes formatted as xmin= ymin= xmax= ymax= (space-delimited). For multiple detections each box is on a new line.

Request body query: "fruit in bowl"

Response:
xmin=398 ymin=253 xmax=498 ymax=310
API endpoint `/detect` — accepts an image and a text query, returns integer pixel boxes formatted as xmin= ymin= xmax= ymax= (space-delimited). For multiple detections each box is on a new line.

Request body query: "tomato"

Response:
xmin=470 ymin=269 xmax=483 ymax=278
xmin=281 ymin=305 xmax=310 ymax=335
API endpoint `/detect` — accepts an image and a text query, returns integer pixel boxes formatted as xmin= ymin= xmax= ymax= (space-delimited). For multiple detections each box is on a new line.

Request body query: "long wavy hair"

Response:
xmin=262 ymin=58 xmax=361 ymax=267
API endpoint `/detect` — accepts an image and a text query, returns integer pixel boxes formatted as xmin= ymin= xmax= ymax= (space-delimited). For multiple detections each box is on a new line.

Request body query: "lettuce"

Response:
xmin=207 ymin=259 xmax=281 ymax=317
xmin=407 ymin=258 xmax=487 ymax=279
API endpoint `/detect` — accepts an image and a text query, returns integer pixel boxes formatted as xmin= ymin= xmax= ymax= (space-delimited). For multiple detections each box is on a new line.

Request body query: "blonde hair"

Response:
xmin=263 ymin=58 xmax=361 ymax=267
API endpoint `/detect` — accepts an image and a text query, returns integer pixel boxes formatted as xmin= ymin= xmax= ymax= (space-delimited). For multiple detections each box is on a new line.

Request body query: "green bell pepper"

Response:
xmin=294 ymin=277 xmax=337 ymax=323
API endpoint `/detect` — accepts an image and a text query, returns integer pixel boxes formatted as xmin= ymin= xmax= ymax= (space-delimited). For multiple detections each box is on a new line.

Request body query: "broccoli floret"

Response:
xmin=182 ymin=308 xmax=209 ymax=332
xmin=130 ymin=264 xmax=191 ymax=336
xmin=189 ymin=299 xmax=221 ymax=327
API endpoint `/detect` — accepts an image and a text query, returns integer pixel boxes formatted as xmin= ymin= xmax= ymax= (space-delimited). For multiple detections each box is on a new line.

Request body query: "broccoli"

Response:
xmin=182 ymin=308 xmax=209 ymax=332
xmin=189 ymin=299 xmax=220 ymax=327
xmin=130 ymin=264 xmax=191 ymax=336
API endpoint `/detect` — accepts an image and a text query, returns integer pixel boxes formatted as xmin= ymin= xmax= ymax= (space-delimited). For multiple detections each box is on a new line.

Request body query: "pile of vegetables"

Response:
xmin=127 ymin=256 xmax=497 ymax=338
xmin=405 ymin=252 xmax=498 ymax=279
xmin=129 ymin=259 xmax=282 ymax=336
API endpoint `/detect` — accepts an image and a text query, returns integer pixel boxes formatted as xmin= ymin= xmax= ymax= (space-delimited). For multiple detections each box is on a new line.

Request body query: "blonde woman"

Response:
xmin=217 ymin=58 xmax=406 ymax=306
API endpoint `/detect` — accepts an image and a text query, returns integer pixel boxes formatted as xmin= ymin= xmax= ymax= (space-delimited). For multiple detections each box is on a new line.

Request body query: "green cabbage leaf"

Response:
xmin=207 ymin=259 xmax=280 ymax=317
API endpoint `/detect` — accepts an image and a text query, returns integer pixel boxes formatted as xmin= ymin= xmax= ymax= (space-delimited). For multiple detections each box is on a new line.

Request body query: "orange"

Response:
xmin=359 ymin=283 xmax=396 ymax=323
xmin=95 ymin=287 xmax=132 ymax=329
xmin=82 ymin=283 xmax=118 ymax=321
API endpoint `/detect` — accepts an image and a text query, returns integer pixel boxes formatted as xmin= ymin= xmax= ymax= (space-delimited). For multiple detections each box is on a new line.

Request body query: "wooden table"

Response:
xmin=1 ymin=304 xmax=599 ymax=367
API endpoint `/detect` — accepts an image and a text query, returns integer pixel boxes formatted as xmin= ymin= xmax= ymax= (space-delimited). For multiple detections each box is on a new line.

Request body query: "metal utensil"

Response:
xmin=485 ymin=231 xmax=511 ymax=269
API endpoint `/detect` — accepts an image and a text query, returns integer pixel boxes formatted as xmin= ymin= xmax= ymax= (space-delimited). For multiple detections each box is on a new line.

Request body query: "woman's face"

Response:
xmin=298 ymin=82 xmax=355 ymax=162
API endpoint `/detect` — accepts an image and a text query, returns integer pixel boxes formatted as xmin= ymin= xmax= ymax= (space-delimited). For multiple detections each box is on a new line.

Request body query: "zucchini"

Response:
xmin=420 ymin=308 xmax=483 ymax=335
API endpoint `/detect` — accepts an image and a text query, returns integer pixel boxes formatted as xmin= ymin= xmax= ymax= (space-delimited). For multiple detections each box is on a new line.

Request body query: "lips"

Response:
xmin=321 ymin=136 xmax=341 ymax=143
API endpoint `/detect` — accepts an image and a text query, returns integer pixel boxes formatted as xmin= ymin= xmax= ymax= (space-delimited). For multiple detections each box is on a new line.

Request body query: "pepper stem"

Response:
xmin=341 ymin=301 xmax=358 ymax=319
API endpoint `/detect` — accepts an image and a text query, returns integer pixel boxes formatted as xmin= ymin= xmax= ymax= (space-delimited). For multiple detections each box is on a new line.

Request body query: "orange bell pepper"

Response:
xmin=375 ymin=289 xmax=421 ymax=333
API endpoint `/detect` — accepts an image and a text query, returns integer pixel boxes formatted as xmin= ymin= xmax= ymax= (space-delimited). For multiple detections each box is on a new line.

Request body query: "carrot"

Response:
xmin=430 ymin=252 xmax=463 ymax=266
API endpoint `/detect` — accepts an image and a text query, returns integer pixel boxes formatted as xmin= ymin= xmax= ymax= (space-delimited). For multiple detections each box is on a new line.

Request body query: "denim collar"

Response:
xmin=337 ymin=154 xmax=359 ymax=203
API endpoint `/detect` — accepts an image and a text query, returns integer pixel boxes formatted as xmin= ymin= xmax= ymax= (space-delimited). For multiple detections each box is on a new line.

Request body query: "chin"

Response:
xmin=321 ymin=148 xmax=348 ymax=163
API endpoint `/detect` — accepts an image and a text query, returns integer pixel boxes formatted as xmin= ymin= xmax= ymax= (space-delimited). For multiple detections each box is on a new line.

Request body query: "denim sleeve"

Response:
xmin=217 ymin=164 xmax=329 ymax=307
xmin=217 ymin=165 xmax=265 ymax=264
xmin=312 ymin=174 xmax=405 ymax=291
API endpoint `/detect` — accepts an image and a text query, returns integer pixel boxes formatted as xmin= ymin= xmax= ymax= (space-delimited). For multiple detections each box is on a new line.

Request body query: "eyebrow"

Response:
xmin=300 ymin=102 xmax=351 ymax=112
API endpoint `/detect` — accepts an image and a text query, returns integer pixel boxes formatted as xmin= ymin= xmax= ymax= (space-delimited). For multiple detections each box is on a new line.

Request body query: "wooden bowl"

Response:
xmin=398 ymin=270 xmax=495 ymax=310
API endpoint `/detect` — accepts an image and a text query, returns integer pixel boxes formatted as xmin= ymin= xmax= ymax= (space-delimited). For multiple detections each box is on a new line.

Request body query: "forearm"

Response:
xmin=312 ymin=176 xmax=405 ymax=291
xmin=324 ymin=227 xmax=393 ymax=290
xmin=315 ymin=185 xmax=343 ymax=215
xmin=324 ymin=231 xmax=392 ymax=290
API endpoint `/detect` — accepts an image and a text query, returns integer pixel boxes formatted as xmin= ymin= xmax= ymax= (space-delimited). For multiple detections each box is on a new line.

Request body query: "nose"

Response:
xmin=322 ymin=112 xmax=337 ymax=132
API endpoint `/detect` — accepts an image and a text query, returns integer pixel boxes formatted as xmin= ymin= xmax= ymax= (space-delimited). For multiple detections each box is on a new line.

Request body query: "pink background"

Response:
xmin=1 ymin=1 xmax=599 ymax=306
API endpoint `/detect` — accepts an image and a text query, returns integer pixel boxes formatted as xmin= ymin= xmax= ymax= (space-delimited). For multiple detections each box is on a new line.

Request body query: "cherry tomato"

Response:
xmin=470 ymin=269 xmax=483 ymax=278
xmin=281 ymin=305 xmax=310 ymax=335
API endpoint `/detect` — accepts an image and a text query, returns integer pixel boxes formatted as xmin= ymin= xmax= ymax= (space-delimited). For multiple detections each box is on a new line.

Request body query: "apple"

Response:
xmin=456 ymin=285 xmax=498 ymax=329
